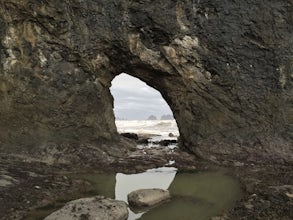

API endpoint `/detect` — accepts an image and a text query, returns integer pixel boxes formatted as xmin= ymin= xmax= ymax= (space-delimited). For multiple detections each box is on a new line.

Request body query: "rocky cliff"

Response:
xmin=0 ymin=0 xmax=292 ymax=162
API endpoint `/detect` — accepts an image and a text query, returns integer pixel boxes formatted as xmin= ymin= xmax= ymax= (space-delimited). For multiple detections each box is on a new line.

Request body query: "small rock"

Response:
xmin=233 ymin=161 xmax=245 ymax=167
xmin=209 ymin=155 xmax=217 ymax=162
xmin=0 ymin=179 xmax=13 ymax=187
xmin=137 ymin=138 xmax=149 ymax=145
xmin=34 ymin=186 xmax=41 ymax=190
xmin=244 ymin=203 xmax=254 ymax=209
xmin=152 ymin=140 xmax=177 ymax=146
xmin=0 ymin=175 xmax=18 ymax=187
xmin=127 ymin=188 xmax=170 ymax=208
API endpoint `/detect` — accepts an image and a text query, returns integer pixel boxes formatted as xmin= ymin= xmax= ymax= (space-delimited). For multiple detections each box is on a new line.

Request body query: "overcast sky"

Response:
xmin=110 ymin=73 xmax=173 ymax=120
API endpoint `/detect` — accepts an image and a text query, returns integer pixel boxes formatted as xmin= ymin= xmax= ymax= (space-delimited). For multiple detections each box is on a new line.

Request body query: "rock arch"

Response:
xmin=0 ymin=0 xmax=292 ymax=161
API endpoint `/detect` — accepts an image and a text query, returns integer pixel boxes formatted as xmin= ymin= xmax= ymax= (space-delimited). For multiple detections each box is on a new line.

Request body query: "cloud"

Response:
xmin=110 ymin=73 xmax=173 ymax=120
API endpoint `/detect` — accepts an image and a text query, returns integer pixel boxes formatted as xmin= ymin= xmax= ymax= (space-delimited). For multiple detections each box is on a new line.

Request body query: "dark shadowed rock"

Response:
xmin=137 ymin=138 xmax=149 ymax=145
xmin=121 ymin=133 xmax=139 ymax=140
xmin=152 ymin=139 xmax=178 ymax=146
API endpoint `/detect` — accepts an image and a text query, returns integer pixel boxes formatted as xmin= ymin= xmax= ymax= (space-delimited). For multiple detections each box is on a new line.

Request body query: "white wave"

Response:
xmin=115 ymin=119 xmax=179 ymax=137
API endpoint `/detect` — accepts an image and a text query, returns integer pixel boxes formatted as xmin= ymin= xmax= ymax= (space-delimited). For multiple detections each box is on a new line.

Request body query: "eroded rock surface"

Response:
xmin=0 ymin=1 xmax=292 ymax=163
xmin=44 ymin=196 xmax=128 ymax=220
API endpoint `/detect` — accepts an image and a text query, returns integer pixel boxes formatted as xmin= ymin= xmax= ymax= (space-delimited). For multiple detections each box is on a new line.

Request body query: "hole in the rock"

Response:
xmin=110 ymin=73 xmax=179 ymax=149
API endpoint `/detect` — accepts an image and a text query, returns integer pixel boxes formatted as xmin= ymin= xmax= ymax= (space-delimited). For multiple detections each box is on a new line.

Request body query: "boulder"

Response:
xmin=121 ymin=133 xmax=139 ymax=140
xmin=151 ymin=139 xmax=178 ymax=146
xmin=44 ymin=196 xmax=128 ymax=220
xmin=127 ymin=188 xmax=170 ymax=208
xmin=137 ymin=138 xmax=149 ymax=145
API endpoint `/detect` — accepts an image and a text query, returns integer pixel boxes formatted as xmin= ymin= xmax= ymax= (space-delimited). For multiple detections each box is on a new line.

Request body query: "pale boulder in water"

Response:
xmin=127 ymin=188 xmax=170 ymax=208
xmin=44 ymin=196 xmax=128 ymax=220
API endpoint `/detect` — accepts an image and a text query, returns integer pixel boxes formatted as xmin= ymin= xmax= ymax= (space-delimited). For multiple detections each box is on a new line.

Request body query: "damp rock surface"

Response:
xmin=44 ymin=196 xmax=128 ymax=220
xmin=127 ymin=188 xmax=171 ymax=208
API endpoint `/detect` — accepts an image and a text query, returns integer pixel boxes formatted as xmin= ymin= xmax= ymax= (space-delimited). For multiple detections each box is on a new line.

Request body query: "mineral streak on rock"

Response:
xmin=0 ymin=0 xmax=292 ymax=162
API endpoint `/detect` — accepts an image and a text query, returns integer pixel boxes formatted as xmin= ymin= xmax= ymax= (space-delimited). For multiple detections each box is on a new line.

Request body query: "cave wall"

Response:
xmin=0 ymin=0 xmax=292 ymax=161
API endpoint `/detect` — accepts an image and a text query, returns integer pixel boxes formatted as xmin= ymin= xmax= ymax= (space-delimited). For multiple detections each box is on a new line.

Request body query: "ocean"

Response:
xmin=115 ymin=119 xmax=179 ymax=139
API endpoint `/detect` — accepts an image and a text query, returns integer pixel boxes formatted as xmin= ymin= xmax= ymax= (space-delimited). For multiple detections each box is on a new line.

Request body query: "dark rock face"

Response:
xmin=0 ymin=0 xmax=292 ymax=162
xmin=121 ymin=133 xmax=138 ymax=140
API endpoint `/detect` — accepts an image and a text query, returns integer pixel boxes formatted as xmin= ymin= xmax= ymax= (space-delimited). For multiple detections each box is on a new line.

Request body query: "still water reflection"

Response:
xmin=25 ymin=167 xmax=243 ymax=220
xmin=115 ymin=167 xmax=177 ymax=220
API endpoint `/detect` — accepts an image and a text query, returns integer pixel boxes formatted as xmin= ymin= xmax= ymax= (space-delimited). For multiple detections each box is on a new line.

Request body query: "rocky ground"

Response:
xmin=0 ymin=139 xmax=292 ymax=220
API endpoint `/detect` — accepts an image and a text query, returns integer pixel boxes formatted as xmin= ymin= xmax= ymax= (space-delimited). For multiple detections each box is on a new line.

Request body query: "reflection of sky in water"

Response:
xmin=115 ymin=167 xmax=177 ymax=220
xmin=26 ymin=168 xmax=242 ymax=220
